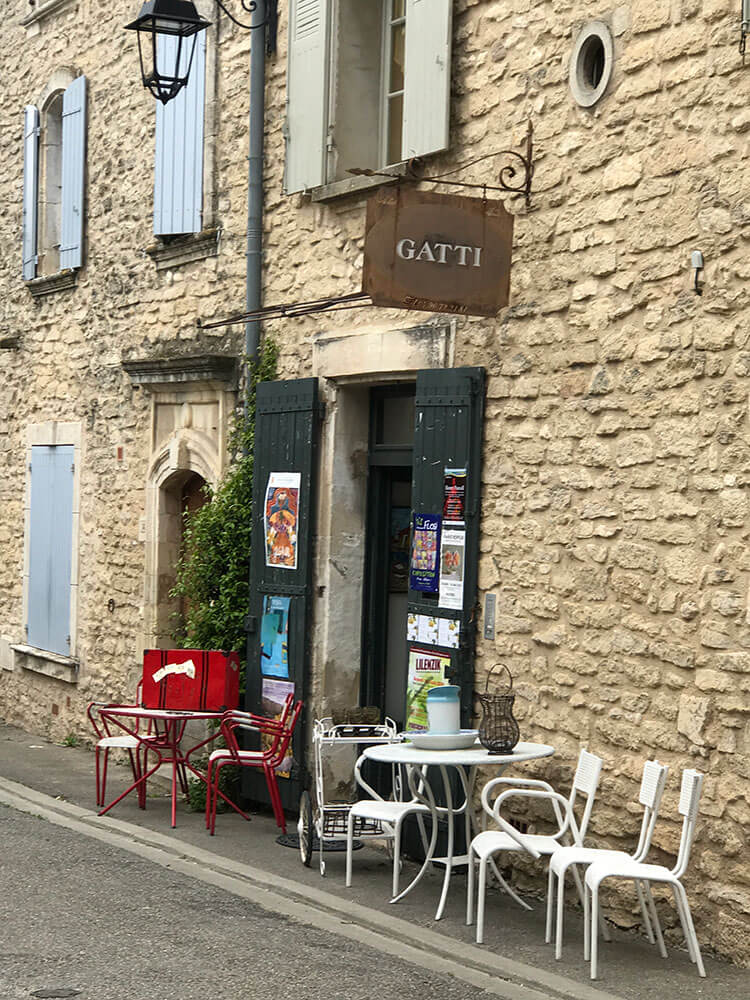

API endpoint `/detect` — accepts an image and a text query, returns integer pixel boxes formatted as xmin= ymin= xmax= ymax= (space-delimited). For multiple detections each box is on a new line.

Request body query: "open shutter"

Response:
xmin=22 ymin=105 xmax=40 ymax=280
xmin=410 ymin=367 xmax=485 ymax=725
xmin=245 ymin=378 xmax=320 ymax=810
xmin=284 ymin=0 xmax=330 ymax=194
xmin=27 ymin=445 xmax=74 ymax=656
xmin=60 ymin=75 xmax=87 ymax=271
xmin=402 ymin=0 xmax=452 ymax=159
xmin=154 ymin=31 xmax=206 ymax=234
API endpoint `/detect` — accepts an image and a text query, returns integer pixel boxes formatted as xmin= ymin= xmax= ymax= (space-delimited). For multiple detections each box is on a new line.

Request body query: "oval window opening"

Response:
xmin=583 ymin=37 xmax=605 ymax=90
xmin=569 ymin=21 xmax=614 ymax=108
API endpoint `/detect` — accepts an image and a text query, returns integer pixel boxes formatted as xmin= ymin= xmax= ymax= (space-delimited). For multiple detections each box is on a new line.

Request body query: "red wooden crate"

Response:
xmin=141 ymin=649 xmax=240 ymax=712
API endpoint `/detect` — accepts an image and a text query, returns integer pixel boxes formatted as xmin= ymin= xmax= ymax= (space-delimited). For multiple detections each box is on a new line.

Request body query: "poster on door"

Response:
xmin=406 ymin=647 xmax=450 ymax=731
xmin=409 ymin=513 xmax=441 ymax=592
xmin=443 ymin=467 xmax=466 ymax=525
xmin=439 ymin=528 xmax=466 ymax=610
xmin=261 ymin=677 xmax=295 ymax=778
xmin=264 ymin=472 xmax=300 ymax=570
xmin=260 ymin=595 xmax=290 ymax=678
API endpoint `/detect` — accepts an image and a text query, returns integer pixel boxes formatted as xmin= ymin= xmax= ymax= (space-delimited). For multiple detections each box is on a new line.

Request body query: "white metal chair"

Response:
xmin=586 ymin=769 xmax=705 ymax=980
xmin=547 ymin=759 xmax=669 ymax=960
xmin=345 ymin=754 xmax=438 ymax=901
xmin=467 ymin=748 xmax=603 ymax=945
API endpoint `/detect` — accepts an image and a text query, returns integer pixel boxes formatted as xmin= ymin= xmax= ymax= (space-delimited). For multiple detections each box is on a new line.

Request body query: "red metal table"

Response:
xmin=97 ymin=705 xmax=224 ymax=827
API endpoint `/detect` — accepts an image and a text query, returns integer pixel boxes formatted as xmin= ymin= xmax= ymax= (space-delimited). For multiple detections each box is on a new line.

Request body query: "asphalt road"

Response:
xmin=0 ymin=804 xmax=488 ymax=1000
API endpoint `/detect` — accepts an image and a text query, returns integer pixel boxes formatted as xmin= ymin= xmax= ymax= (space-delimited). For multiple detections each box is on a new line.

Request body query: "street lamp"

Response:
xmin=125 ymin=0 xmax=212 ymax=104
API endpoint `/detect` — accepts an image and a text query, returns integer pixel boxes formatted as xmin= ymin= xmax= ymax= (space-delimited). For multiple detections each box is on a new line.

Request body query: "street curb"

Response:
xmin=0 ymin=776 xmax=625 ymax=1000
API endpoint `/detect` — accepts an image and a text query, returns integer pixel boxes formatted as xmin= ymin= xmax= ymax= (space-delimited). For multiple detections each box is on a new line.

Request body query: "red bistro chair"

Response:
xmin=206 ymin=695 xmax=303 ymax=835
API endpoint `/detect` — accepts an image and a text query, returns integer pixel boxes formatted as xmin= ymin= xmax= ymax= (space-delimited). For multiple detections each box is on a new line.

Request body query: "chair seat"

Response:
xmin=208 ymin=748 xmax=265 ymax=764
xmin=586 ymin=859 xmax=673 ymax=889
xmin=471 ymin=829 xmax=561 ymax=861
xmin=549 ymin=846 xmax=631 ymax=877
xmin=97 ymin=735 xmax=140 ymax=750
xmin=350 ymin=799 xmax=431 ymax=823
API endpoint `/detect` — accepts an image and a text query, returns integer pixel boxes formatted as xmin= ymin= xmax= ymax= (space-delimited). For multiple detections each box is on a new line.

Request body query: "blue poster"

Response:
xmin=260 ymin=595 xmax=290 ymax=678
xmin=409 ymin=513 xmax=441 ymax=593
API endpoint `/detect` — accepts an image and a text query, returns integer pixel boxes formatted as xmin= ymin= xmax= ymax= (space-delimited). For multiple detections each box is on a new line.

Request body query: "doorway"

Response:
xmin=360 ymin=386 xmax=415 ymax=729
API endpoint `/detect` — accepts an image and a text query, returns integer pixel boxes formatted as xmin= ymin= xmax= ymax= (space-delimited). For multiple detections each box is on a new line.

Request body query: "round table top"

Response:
xmin=98 ymin=705 xmax=223 ymax=721
xmin=362 ymin=739 xmax=554 ymax=767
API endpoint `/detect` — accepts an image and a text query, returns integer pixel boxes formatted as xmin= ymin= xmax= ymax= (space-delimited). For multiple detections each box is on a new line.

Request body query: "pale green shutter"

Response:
xmin=403 ymin=0 xmax=452 ymax=159
xmin=22 ymin=106 xmax=40 ymax=280
xmin=284 ymin=0 xmax=330 ymax=194
xmin=60 ymin=76 xmax=87 ymax=270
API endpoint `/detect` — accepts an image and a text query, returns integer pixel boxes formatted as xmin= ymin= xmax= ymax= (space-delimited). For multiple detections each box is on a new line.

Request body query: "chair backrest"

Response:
xmin=568 ymin=748 xmax=603 ymax=844
xmin=673 ymin=769 xmax=704 ymax=878
xmin=271 ymin=699 xmax=303 ymax=770
xmin=632 ymin=759 xmax=669 ymax=862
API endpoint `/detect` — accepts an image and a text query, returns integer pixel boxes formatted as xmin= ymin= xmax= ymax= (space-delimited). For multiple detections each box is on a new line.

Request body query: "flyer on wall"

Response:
xmin=261 ymin=677 xmax=295 ymax=777
xmin=409 ymin=512 xmax=441 ymax=592
xmin=405 ymin=647 xmax=450 ymax=731
xmin=260 ymin=595 xmax=290 ymax=678
xmin=439 ymin=527 xmax=466 ymax=610
xmin=264 ymin=472 xmax=301 ymax=570
xmin=443 ymin=467 xmax=467 ymax=525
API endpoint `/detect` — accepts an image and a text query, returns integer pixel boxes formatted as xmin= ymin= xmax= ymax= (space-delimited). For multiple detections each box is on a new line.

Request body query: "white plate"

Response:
xmin=406 ymin=730 xmax=479 ymax=751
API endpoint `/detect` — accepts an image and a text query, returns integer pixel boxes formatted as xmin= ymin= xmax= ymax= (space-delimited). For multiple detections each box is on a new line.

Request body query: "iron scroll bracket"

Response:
xmin=349 ymin=120 xmax=535 ymax=208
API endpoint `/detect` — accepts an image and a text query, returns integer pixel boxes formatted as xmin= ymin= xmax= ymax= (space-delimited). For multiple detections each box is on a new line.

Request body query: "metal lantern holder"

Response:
xmin=477 ymin=663 xmax=521 ymax=754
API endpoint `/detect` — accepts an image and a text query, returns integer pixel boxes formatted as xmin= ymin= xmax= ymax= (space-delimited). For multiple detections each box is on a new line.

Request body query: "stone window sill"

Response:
xmin=311 ymin=164 xmax=411 ymax=203
xmin=11 ymin=643 xmax=78 ymax=684
xmin=21 ymin=0 xmax=76 ymax=35
xmin=145 ymin=229 xmax=220 ymax=272
xmin=25 ymin=270 xmax=78 ymax=299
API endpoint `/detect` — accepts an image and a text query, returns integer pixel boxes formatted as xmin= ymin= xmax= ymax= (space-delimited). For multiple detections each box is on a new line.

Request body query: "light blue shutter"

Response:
xmin=284 ymin=0 xmax=330 ymax=194
xmin=28 ymin=445 xmax=74 ymax=656
xmin=403 ymin=0 xmax=452 ymax=159
xmin=22 ymin=105 xmax=40 ymax=280
xmin=154 ymin=32 xmax=206 ymax=235
xmin=60 ymin=75 xmax=87 ymax=270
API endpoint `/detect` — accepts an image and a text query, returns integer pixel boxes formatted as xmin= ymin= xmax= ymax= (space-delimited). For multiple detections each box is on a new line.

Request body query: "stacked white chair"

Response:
xmin=586 ymin=769 xmax=706 ymax=980
xmin=547 ymin=759 xmax=669 ymax=960
xmin=467 ymin=748 xmax=603 ymax=945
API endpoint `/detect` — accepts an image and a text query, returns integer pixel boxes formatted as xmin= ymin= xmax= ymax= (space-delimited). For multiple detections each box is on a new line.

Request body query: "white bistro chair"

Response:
xmin=586 ymin=769 xmax=706 ymax=980
xmin=547 ymin=759 xmax=669 ymax=959
xmin=467 ymin=748 xmax=603 ymax=945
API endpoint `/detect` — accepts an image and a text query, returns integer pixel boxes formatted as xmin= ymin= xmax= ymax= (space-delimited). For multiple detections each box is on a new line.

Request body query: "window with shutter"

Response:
xmin=60 ymin=75 xmax=87 ymax=270
xmin=22 ymin=106 xmax=40 ymax=280
xmin=154 ymin=32 xmax=206 ymax=235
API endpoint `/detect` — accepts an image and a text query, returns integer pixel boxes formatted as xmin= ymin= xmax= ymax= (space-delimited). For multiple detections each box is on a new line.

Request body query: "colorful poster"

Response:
xmin=406 ymin=648 xmax=450 ymax=731
xmin=443 ymin=468 xmax=467 ymax=524
xmin=409 ymin=513 xmax=441 ymax=592
xmin=407 ymin=612 xmax=419 ymax=641
xmin=260 ymin=595 xmax=290 ymax=678
xmin=438 ymin=618 xmax=461 ymax=649
xmin=261 ymin=678 xmax=295 ymax=778
xmin=389 ymin=506 xmax=411 ymax=592
xmin=417 ymin=614 xmax=439 ymax=645
xmin=264 ymin=472 xmax=301 ymax=570
xmin=439 ymin=528 xmax=466 ymax=610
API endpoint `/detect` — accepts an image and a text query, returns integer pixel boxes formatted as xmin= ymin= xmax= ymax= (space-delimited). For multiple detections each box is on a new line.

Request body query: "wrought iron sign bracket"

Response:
xmin=215 ymin=0 xmax=277 ymax=54
xmin=349 ymin=120 xmax=535 ymax=208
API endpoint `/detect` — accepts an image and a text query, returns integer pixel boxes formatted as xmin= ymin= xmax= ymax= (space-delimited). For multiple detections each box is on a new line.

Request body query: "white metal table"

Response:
xmin=360 ymin=739 xmax=555 ymax=920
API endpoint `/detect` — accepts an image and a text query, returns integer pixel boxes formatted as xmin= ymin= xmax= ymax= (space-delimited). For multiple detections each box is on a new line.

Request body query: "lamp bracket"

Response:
xmin=214 ymin=0 xmax=277 ymax=53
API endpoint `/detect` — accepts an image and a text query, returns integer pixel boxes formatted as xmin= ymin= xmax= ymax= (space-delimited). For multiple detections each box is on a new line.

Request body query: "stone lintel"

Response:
xmin=21 ymin=0 xmax=76 ymax=35
xmin=145 ymin=229 xmax=220 ymax=272
xmin=122 ymin=353 xmax=239 ymax=390
xmin=11 ymin=643 xmax=78 ymax=684
xmin=25 ymin=269 xmax=78 ymax=299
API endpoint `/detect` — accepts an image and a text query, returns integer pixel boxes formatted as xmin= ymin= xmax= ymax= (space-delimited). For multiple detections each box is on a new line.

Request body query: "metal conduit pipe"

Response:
xmin=245 ymin=0 xmax=266 ymax=366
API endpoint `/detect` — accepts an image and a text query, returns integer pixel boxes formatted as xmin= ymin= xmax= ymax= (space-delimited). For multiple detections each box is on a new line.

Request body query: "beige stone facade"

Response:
xmin=0 ymin=0 xmax=749 ymax=965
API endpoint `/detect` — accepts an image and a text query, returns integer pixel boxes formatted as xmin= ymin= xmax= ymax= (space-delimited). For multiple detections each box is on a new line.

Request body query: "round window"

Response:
xmin=569 ymin=21 xmax=614 ymax=108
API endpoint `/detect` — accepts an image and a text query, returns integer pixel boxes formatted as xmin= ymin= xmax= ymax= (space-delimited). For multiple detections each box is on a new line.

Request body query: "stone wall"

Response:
xmin=0 ymin=0 xmax=748 ymax=965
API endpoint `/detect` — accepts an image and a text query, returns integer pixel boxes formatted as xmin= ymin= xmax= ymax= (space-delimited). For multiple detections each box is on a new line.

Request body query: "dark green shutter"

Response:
xmin=410 ymin=367 xmax=485 ymax=726
xmin=244 ymin=377 xmax=320 ymax=811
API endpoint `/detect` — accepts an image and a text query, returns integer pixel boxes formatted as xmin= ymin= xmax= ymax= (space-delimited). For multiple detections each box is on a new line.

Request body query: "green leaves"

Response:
xmin=170 ymin=340 xmax=278 ymax=661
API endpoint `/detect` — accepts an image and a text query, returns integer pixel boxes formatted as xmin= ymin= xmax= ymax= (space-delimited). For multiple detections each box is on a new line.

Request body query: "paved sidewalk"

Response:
xmin=0 ymin=722 xmax=739 ymax=999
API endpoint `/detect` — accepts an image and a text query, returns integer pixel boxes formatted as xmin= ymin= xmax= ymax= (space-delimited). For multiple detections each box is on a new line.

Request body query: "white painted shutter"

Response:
xmin=403 ymin=0 xmax=452 ymax=160
xmin=154 ymin=32 xmax=206 ymax=234
xmin=284 ymin=0 xmax=330 ymax=194
xmin=60 ymin=75 xmax=87 ymax=270
xmin=22 ymin=105 xmax=40 ymax=280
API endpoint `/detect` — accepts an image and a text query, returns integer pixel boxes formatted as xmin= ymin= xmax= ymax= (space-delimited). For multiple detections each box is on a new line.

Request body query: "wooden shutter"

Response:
xmin=27 ymin=445 xmax=75 ymax=656
xmin=60 ymin=75 xmax=87 ymax=271
xmin=410 ymin=367 xmax=485 ymax=725
xmin=284 ymin=0 xmax=330 ymax=194
xmin=402 ymin=0 xmax=452 ymax=159
xmin=22 ymin=105 xmax=40 ymax=280
xmin=244 ymin=378 xmax=320 ymax=810
xmin=154 ymin=32 xmax=206 ymax=234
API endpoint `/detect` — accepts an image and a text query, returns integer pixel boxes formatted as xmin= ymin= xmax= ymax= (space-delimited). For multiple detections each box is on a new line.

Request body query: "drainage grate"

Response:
xmin=276 ymin=833 xmax=363 ymax=852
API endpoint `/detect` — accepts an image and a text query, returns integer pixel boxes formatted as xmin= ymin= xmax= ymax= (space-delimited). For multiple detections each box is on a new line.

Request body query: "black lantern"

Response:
xmin=125 ymin=1 xmax=211 ymax=105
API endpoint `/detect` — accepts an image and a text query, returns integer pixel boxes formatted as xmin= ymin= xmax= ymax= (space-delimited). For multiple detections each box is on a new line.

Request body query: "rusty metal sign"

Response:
xmin=363 ymin=187 xmax=514 ymax=317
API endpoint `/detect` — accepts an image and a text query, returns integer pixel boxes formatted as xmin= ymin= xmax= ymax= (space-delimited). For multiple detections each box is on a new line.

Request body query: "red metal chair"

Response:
xmin=205 ymin=695 xmax=303 ymax=835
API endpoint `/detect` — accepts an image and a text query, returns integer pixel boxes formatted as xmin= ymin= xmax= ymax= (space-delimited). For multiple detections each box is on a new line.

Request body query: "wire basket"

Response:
xmin=476 ymin=664 xmax=520 ymax=754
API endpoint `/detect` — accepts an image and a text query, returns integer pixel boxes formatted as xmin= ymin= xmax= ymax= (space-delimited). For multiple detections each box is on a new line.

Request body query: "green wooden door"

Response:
xmin=244 ymin=377 xmax=320 ymax=812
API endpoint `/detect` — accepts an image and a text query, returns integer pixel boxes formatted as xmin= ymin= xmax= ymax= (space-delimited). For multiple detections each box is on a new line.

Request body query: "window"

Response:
xmin=284 ymin=0 xmax=453 ymax=194
xmin=154 ymin=32 xmax=207 ymax=235
xmin=26 ymin=445 xmax=76 ymax=657
xmin=23 ymin=75 xmax=87 ymax=280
